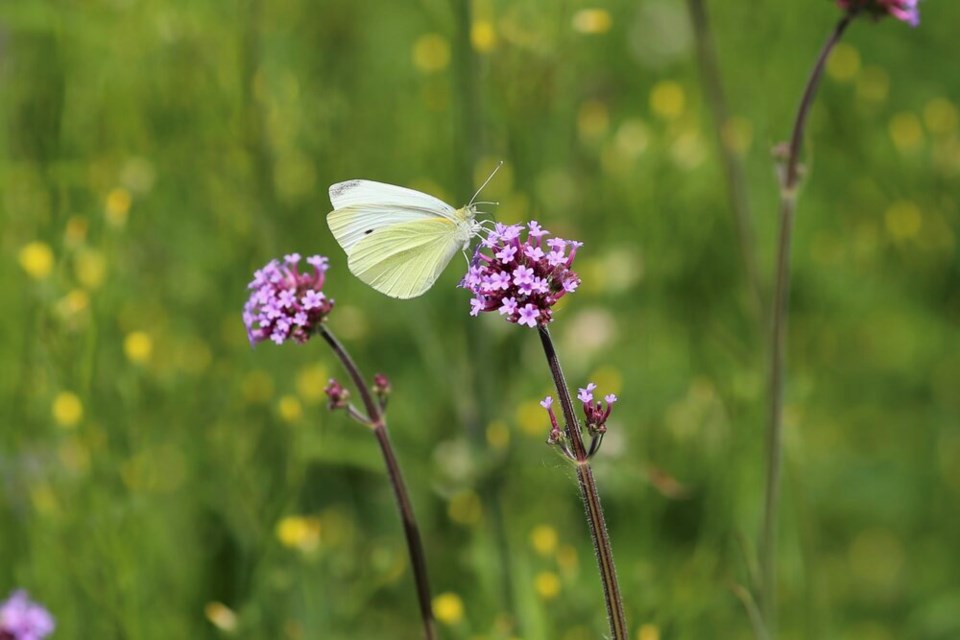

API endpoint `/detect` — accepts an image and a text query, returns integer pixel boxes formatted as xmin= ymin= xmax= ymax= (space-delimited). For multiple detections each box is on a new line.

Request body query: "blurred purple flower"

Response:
xmin=837 ymin=0 xmax=920 ymax=26
xmin=243 ymin=255 xmax=334 ymax=346
xmin=0 ymin=591 xmax=54 ymax=640
xmin=461 ymin=221 xmax=582 ymax=327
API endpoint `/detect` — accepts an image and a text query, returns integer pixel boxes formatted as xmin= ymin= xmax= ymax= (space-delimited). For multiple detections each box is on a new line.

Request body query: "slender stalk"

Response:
xmin=538 ymin=325 xmax=628 ymax=640
xmin=686 ymin=0 xmax=762 ymax=315
xmin=760 ymin=12 xmax=856 ymax=636
xmin=318 ymin=325 xmax=437 ymax=640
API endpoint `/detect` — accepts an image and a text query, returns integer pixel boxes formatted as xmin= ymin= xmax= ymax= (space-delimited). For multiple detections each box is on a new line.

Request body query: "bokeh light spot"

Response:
xmin=433 ymin=592 xmax=464 ymax=625
xmin=52 ymin=392 xmax=83 ymax=429
xmin=19 ymin=242 xmax=54 ymax=280
xmin=124 ymin=331 xmax=154 ymax=364
xmin=529 ymin=524 xmax=559 ymax=556
xmin=650 ymin=81 xmax=685 ymax=121
xmin=572 ymin=9 xmax=613 ymax=34
xmin=413 ymin=34 xmax=450 ymax=72
xmin=827 ymin=43 xmax=861 ymax=82
xmin=534 ymin=571 xmax=561 ymax=599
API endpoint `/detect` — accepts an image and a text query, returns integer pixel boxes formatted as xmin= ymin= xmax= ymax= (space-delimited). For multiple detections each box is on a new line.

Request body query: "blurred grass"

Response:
xmin=2 ymin=0 xmax=959 ymax=638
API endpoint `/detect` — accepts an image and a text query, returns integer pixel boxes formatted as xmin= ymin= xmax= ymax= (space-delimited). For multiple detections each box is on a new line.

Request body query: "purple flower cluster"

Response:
xmin=0 ymin=591 xmax=54 ymax=640
xmin=461 ymin=221 xmax=582 ymax=327
xmin=243 ymin=254 xmax=334 ymax=346
xmin=838 ymin=0 xmax=920 ymax=26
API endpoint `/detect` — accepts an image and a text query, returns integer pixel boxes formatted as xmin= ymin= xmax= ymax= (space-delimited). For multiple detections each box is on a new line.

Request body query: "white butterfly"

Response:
xmin=327 ymin=167 xmax=499 ymax=299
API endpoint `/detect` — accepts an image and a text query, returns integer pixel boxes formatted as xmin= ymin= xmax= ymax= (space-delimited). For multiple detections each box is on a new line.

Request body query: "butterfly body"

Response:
xmin=327 ymin=180 xmax=483 ymax=299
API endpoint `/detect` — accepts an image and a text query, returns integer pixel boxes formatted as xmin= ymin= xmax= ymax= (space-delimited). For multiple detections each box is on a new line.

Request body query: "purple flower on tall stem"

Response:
xmin=243 ymin=255 xmax=334 ymax=346
xmin=837 ymin=0 xmax=920 ymax=26
xmin=242 ymin=257 xmax=437 ymax=639
xmin=461 ymin=221 xmax=582 ymax=327
xmin=0 ymin=590 xmax=55 ymax=640
xmin=545 ymin=381 xmax=618 ymax=460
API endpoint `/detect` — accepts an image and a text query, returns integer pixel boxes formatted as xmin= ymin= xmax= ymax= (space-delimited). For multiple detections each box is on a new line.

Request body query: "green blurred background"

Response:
xmin=2 ymin=0 xmax=958 ymax=638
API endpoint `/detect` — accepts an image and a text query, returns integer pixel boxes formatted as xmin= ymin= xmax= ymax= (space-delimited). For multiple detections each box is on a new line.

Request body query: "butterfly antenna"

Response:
xmin=468 ymin=160 xmax=504 ymax=206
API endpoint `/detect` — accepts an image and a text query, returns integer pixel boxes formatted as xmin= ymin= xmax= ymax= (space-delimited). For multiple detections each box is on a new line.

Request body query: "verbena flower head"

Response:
xmin=243 ymin=254 xmax=334 ymax=346
xmin=461 ymin=221 xmax=582 ymax=327
xmin=0 ymin=590 xmax=55 ymax=640
xmin=837 ymin=0 xmax=920 ymax=26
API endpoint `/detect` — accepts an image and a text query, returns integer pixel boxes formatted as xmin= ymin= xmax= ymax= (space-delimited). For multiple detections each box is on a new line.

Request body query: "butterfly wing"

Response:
xmin=345 ymin=217 xmax=462 ymax=299
xmin=328 ymin=180 xmax=457 ymax=252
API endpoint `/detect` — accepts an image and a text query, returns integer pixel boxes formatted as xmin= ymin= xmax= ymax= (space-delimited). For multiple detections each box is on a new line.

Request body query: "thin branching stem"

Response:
xmin=760 ymin=12 xmax=857 ymax=636
xmin=538 ymin=325 xmax=628 ymax=640
xmin=318 ymin=325 xmax=436 ymax=640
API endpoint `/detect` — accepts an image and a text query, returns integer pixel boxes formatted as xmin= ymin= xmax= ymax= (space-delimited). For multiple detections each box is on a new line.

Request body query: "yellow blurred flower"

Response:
xmin=885 ymin=201 xmax=922 ymax=242
xmin=277 ymin=395 xmax=303 ymax=423
xmin=650 ymin=81 xmax=685 ymax=121
xmin=556 ymin=543 xmax=579 ymax=574
xmin=614 ymin=119 xmax=651 ymax=159
xmin=64 ymin=216 xmax=89 ymax=247
xmin=105 ymin=187 xmax=132 ymax=227
xmin=529 ymin=524 xmax=558 ymax=556
xmin=295 ymin=364 xmax=328 ymax=404
xmin=448 ymin=489 xmax=483 ymax=526
xmin=578 ymin=99 xmax=610 ymax=142
xmin=924 ymin=97 xmax=958 ymax=136
xmin=572 ymin=9 xmax=612 ymax=35
xmin=889 ymin=112 xmax=924 ymax=153
xmin=856 ymin=66 xmax=889 ymax=104
xmin=276 ymin=515 xmax=322 ymax=552
xmin=243 ymin=370 xmax=274 ymax=404
xmin=721 ymin=116 xmax=753 ymax=155
xmin=75 ymin=248 xmax=107 ymax=289
xmin=471 ymin=20 xmax=497 ymax=53
xmin=534 ymin=571 xmax=561 ymax=600
xmin=412 ymin=34 xmax=450 ymax=72
xmin=637 ymin=623 xmax=661 ymax=640
xmin=515 ymin=399 xmax=547 ymax=437
xmin=433 ymin=592 xmax=464 ymax=625
xmin=57 ymin=289 xmax=89 ymax=320
xmin=124 ymin=331 xmax=153 ymax=364
xmin=826 ymin=43 xmax=860 ymax=82
xmin=486 ymin=419 xmax=510 ymax=450
xmin=18 ymin=242 xmax=54 ymax=280
xmin=52 ymin=392 xmax=83 ymax=429
xmin=204 ymin=602 xmax=238 ymax=632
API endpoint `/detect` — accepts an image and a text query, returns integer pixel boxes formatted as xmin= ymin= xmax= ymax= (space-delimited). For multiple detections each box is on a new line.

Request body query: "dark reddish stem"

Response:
xmin=761 ymin=12 xmax=856 ymax=637
xmin=318 ymin=325 xmax=436 ymax=640
xmin=538 ymin=325 xmax=628 ymax=640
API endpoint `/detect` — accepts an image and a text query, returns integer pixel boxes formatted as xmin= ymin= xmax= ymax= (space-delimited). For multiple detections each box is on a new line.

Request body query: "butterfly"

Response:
xmin=327 ymin=165 xmax=500 ymax=299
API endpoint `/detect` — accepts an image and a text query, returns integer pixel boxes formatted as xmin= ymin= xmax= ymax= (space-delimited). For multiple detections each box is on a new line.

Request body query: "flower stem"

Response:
xmin=760 ymin=12 xmax=856 ymax=636
xmin=538 ymin=325 xmax=628 ymax=640
xmin=686 ymin=0 xmax=762 ymax=316
xmin=318 ymin=325 xmax=437 ymax=640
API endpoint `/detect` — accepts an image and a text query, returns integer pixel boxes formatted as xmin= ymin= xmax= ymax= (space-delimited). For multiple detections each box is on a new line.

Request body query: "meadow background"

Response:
xmin=2 ymin=0 xmax=959 ymax=638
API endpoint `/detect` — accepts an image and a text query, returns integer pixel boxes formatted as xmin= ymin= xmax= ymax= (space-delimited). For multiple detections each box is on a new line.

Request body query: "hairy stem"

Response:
xmin=319 ymin=325 xmax=436 ymax=640
xmin=538 ymin=325 xmax=628 ymax=640
xmin=760 ymin=12 xmax=856 ymax=636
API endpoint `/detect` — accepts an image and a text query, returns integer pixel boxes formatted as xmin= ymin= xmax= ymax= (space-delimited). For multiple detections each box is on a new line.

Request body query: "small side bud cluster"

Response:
xmin=0 ymin=590 xmax=55 ymax=640
xmin=541 ymin=382 xmax=618 ymax=461
xmin=461 ymin=221 xmax=582 ymax=327
xmin=324 ymin=379 xmax=350 ymax=411
xmin=243 ymin=254 xmax=334 ymax=346
xmin=373 ymin=373 xmax=391 ymax=411
xmin=837 ymin=0 xmax=920 ymax=26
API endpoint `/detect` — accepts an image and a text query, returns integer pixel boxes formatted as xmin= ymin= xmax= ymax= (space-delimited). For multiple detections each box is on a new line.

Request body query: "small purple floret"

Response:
xmin=837 ymin=0 xmax=920 ymax=26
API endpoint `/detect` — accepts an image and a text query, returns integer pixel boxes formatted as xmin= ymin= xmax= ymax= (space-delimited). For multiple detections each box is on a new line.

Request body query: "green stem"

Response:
xmin=760 ymin=12 xmax=856 ymax=636
xmin=686 ymin=0 xmax=762 ymax=316
xmin=318 ymin=326 xmax=436 ymax=640
xmin=538 ymin=325 xmax=628 ymax=640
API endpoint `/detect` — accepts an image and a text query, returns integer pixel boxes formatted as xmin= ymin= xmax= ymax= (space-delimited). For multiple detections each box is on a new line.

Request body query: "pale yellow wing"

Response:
xmin=346 ymin=218 xmax=462 ymax=299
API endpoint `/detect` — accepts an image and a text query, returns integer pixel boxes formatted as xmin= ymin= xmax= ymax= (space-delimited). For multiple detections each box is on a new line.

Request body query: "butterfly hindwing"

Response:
xmin=346 ymin=218 xmax=461 ymax=299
